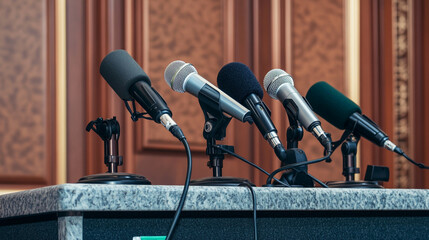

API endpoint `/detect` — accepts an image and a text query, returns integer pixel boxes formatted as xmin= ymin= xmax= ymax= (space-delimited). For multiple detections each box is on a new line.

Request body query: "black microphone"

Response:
xmin=217 ymin=62 xmax=286 ymax=159
xmin=306 ymin=81 xmax=402 ymax=154
xmin=264 ymin=69 xmax=332 ymax=152
xmin=100 ymin=50 xmax=182 ymax=138
xmin=164 ymin=60 xmax=252 ymax=123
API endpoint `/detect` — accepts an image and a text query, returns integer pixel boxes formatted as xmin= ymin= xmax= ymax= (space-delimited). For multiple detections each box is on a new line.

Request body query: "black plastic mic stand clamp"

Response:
xmin=326 ymin=133 xmax=385 ymax=188
xmin=189 ymin=88 xmax=254 ymax=186
xmin=86 ymin=117 xmax=123 ymax=173
xmin=341 ymin=134 xmax=360 ymax=181
xmin=280 ymin=101 xmax=314 ymax=187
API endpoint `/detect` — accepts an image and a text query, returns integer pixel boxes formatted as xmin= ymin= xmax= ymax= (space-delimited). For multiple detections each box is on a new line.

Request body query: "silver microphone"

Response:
xmin=164 ymin=60 xmax=252 ymax=123
xmin=264 ymin=69 xmax=331 ymax=150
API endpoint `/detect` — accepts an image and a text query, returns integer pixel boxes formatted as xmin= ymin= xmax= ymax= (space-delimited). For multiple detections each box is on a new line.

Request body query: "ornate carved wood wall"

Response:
xmin=1 ymin=0 xmax=427 ymax=189
xmin=63 ymin=0 xmax=347 ymax=186
xmin=360 ymin=0 xmax=429 ymax=188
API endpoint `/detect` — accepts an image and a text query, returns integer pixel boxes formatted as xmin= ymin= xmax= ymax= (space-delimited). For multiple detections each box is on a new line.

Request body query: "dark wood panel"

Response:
xmin=360 ymin=0 xmax=395 ymax=188
xmin=0 ymin=0 xmax=56 ymax=186
xmin=424 ymin=0 xmax=429 ymax=188
xmin=413 ymin=0 xmax=429 ymax=188
xmin=66 ymin=0 xmax=86 ymax=183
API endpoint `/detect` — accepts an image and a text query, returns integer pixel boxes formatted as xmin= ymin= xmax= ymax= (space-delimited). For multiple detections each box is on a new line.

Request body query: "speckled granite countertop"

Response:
xmin=0 ymin=184 xmax=428 ymax=218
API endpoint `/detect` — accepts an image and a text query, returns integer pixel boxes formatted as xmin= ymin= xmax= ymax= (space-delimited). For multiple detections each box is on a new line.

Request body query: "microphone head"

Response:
xmin=217 ymin=62 xmax=263 ymax=104
xmin=263 ymin=69 xmax=294 ymax=99
xmin=100 ymin=49 xmax=151 ymax=100
xmin=164 ymin=60 xmax=198 ymax=93
xmin=306 ymin=81 xmax=362 ymax=130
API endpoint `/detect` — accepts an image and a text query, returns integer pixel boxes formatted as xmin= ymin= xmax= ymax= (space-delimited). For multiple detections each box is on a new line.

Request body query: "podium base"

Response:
xmin=326 ymin=180 xmax=382 ymax=188
xmin=190 ymin=177 xmax=254 ymax=186
xmin=78 ymin=172 xmax=151 ymax=185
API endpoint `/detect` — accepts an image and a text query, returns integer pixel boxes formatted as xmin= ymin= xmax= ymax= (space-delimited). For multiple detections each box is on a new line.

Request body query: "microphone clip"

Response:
xmin=198 ymin=89 xmax=235 ymax=178
xmin=86 ymin=116 xmax=123 ymax=173
xmin=123 ymin=100 xmax=154 ymax=122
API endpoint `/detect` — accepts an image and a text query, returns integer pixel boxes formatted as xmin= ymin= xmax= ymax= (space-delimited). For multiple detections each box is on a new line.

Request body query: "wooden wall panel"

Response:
xmin=131 ymin=0 xmax=255 ymax=185
xmin=139 ymin=0 xmax=225 ymax=150
xmin=412 ymin=0 xmax=429 ymax=188
xmin=289 ymin=0 xmax=345 ymax=182
xmin=250 ymin=0 xmax=347 ymax=184
xmin=66 ymin=0 xmax=86 ymax=183
xmin=0 ymin=0 xmax=56 ymax=187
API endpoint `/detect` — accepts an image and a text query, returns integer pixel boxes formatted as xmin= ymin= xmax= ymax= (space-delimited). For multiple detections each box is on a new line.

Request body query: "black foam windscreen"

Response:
xmin=100 ymin=49 xmax=151 ymax=100
xmin=217 ymin=62 xmax=263 ymax=104
xmin=306 ymin=81 xmax=362 ymax=130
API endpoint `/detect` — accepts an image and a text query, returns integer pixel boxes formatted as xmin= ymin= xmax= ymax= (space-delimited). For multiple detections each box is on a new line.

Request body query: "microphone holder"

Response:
xmin=190 ymin=93 xmax=254 ymax=186
xmin=326 ymin=133 xmax=382 ymax=188
xmin=78 ymin=117 xmax=151 ymax=185
xmin=278 ymin=104 xmax=314 ymax=187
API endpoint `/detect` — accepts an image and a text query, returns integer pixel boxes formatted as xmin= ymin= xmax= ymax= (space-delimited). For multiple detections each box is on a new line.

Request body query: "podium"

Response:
xmin=1 ymin=184 xmax=429 ymax=239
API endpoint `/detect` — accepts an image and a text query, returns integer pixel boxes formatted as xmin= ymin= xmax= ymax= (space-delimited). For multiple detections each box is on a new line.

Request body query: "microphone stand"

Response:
xmin=78 ymin=117 xmax=151 ymax=184
xmin=190 ymin=92 xmax=254 ymax=186
xmin=279 ymin=104 xmax=314 ymax=187
xmin=326 ymin=134 xmax=383 ymax=188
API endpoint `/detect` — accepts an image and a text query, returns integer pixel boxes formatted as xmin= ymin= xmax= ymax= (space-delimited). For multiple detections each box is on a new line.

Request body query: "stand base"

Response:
xmin=190 ymin=177 xmax=255 ymax=186
xmin=78 ymin=173 xmax=151 ymax=185
xmin=326 ymin=180 xmax=382 ymax=188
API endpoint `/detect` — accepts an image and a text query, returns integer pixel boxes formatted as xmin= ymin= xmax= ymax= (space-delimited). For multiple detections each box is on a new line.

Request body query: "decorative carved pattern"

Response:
xmin=0 ymin=0 xmax=47 ymax=177
xmin=291 ymin=0 xmax=345 ymax=180
xmin=393 ymin=0 xmax=411 ymax=188
xmin=141 ymin=0 xmax=224 ymax=150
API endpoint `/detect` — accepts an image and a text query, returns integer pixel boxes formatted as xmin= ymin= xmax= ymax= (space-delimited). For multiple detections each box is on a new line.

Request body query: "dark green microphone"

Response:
xmin=306 ymin=81 xmax=402 ymax=154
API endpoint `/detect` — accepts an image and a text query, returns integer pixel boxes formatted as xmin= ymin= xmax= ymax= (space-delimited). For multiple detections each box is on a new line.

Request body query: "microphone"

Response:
xmin=264 ymin=69 xmax=332 ymax=151
xmin=306 ymin=81 xmax=402 ymax=154
xmin=100 ymin=50 xmax=182 ymax=138
xmin=217 ymin=62 xmax=286 ymax=159
xmin=164 ymin=60 xmax=252 ymax=123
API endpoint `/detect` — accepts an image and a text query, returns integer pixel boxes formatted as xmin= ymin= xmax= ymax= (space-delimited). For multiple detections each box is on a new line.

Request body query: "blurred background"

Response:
xmin=0 ymin=0 xmax=428 ymax=192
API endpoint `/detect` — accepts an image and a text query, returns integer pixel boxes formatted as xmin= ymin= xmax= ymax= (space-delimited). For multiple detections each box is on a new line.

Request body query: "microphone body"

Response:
xmin=306 ymin=81 xmax=399 ymax=153
xmin=128 ymin=81 xmax=176 ymax=129
xmin=264 ymin=69 xmax=331 ymax=151
xmin=275 ymin=82 xmax=321 ymax=131
xmin=244 ymin=94 xmax=280 ymax=146
xmin=164 ymin=61 xmax=252 ymax=123
xmin=100 ymin=50 xmax=179 ymax=133
xmin=217 ymin=62 xmax=285 ymax=160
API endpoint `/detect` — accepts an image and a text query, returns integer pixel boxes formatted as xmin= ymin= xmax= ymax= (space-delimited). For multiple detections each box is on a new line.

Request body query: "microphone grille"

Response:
xmin=263 ymin=69 xmax=294 ymax=99
xmin=164 ymin=60 xmax=197 ymax=93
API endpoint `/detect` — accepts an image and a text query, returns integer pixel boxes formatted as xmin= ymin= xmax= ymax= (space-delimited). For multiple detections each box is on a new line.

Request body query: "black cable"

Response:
xmin=240 ymin=181 xmax=258 ymax=240
xmin=400 ymin=152 xmax=429 ymax=169
xmin=214 ymin=145 xmax=290 ymax=187
xmin=266 ymin=152 xmax=332 ymax=185
xmin=165 ymin=137 xmax=192 ymax=240
xmin=305 ymin=172 xmax=329 ymax=188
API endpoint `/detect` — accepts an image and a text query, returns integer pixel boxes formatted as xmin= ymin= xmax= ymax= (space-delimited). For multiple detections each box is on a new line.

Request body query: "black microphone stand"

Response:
xmin=78 ymin=117 xmax=151 ymax=184
xmin=326 ymin=134 xmax=384 ymax=188
xmin=190 ymin=91 xmax=254 ymax=186
xmin=279 ymin=106 xmax=314 ymax=187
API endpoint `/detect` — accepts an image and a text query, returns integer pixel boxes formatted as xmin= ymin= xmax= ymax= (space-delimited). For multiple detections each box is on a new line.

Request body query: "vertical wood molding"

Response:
xmin=412 ymin=0 xmax=429 ymax=188
xmin=55 ymin=0 xmax=67 ymax=184
xmin=284 ymin=0 xmax=292 ymax=73
xmin=345 ymin=0 xmax=361 ymax=178
xmin=360 ymin=0 xmax=395 ymax=188
xmin=85 ymin=0 xmax=103 ymax=175
xmin=123 ymin=0 xmax=135 ymax=174
xmin=393 ymin=0 xmax=413 ymax=187
xmin=424 ymin=0 xmax=429 ymax=188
